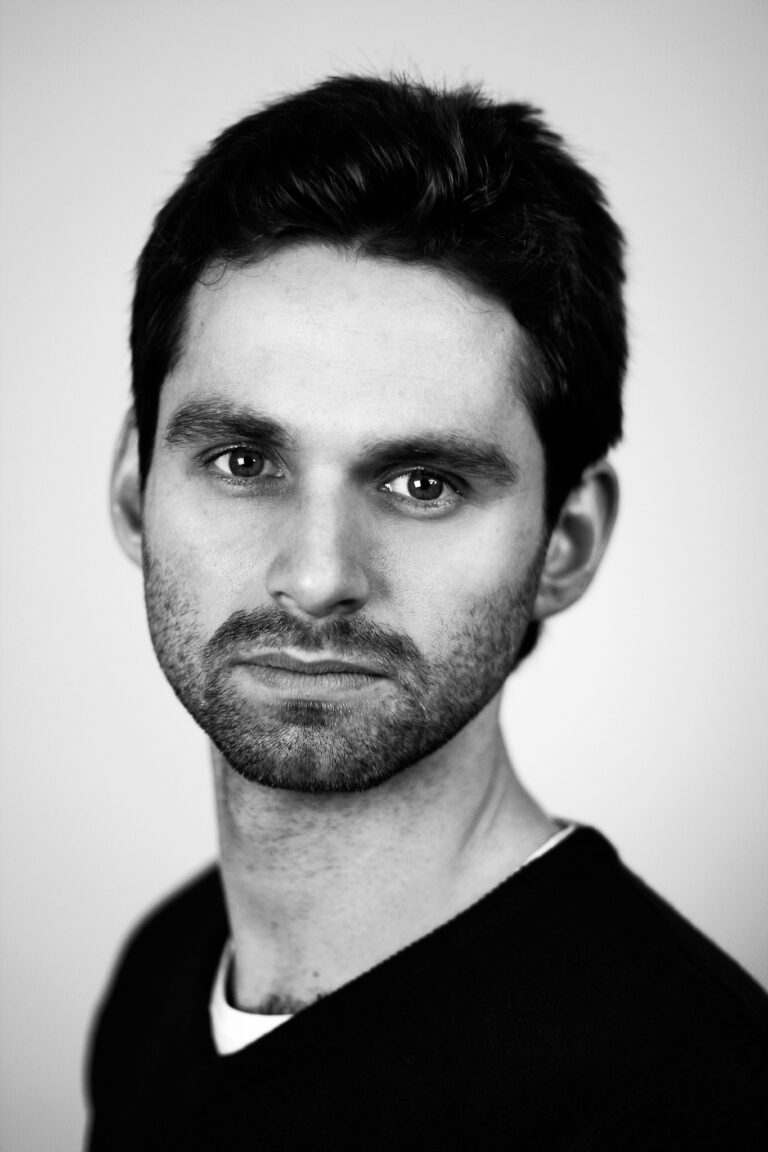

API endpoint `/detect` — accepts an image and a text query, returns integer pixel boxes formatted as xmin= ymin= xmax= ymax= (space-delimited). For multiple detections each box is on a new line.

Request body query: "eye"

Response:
xmin=209 ymin=447 xmax=283 ymax=480
xmin=382 ymin=469 xmax=459 ymax=506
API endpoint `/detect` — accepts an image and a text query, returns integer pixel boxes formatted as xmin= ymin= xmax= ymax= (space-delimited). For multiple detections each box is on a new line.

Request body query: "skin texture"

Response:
xmin=141 ymin=247 xmax=552 ymax=793
xmin=113 ymin=244 xmax=618 ymax=1010
xmin=142 ymin=538 xmax=546 ymax=793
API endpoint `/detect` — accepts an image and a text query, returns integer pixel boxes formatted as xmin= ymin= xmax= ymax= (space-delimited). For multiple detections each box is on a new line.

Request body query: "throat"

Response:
xmin=246 ymin=990 xmax=323 ymax=1016
xmin=226 ymin=956 xmax=324 ymax=1015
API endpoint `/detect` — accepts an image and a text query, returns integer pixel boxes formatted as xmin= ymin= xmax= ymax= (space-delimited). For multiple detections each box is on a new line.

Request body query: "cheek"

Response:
xmin=379 ymin=513 xmax=544 ymax=646
xmin=143 ymin=486 xmax=267 ymax=629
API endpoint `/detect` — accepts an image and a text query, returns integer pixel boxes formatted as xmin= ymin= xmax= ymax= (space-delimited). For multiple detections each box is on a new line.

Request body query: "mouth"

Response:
xmin=239 ymin=649 xmax=385 ymax=676
xmin=232 ymin=648 xmax=390 ymax=702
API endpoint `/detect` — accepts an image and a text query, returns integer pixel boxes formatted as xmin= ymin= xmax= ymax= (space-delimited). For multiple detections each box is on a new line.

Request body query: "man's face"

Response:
xmin=142 ymin=245 xmax=548 ymax=792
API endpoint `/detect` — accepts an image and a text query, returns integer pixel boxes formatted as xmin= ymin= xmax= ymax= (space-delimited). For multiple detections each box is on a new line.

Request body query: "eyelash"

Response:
xmin=201 ymin=446 xmax=465 ymax=514
xmin=380 ymin=470 xmax=463 ymax=513
xmin=204 ymin=445 xmax=284 ymax=481
xmin=197 ymin=446 xmax=287 ymax=496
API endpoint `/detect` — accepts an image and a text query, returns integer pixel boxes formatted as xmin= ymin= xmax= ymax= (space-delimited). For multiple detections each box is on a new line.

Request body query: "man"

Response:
xmin=89 ymin=75 xmax=768 ymax=1148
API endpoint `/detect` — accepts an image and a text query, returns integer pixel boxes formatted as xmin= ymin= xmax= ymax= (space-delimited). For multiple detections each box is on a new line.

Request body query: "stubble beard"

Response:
xmin=142 ymin=544 xmax=545 ymax=794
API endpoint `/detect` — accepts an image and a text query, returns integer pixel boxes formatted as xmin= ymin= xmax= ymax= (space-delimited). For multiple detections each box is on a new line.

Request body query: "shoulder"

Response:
xmin=573 ymin=841 xmax=768 ymax=1146
xmin=104 ymin=865 xmax=225 ymax=987
xmin=504 ymin=825 xmax=768 ymax=1000
xmin=87 ymin=866 xmax=226 ymax=1072
xmin=85 ymin=867 xmax=227 ymax=1148
xmin=564 ymin=827 xmax=768 ymax=1032
xmin=425 ymin=825 xmax=768 ymax=1139
xmin=122 ymin=865 xmax=224 ymax=951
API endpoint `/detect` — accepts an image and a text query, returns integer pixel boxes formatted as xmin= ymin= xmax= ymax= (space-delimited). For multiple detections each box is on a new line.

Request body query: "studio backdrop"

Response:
xmin=1 ymin=1 xmax=766 ymax=1149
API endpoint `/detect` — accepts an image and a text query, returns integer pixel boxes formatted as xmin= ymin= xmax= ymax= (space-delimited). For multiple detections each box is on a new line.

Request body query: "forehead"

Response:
xmin=162 ymin=245 xmax=538 ymax=455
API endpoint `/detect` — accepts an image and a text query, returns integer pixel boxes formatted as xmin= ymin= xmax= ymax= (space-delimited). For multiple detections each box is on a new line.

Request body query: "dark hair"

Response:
xmin=132 ymin=74 xmax=627 ymax=660
xmin=133 ymin=74 xmax=626 ymax=519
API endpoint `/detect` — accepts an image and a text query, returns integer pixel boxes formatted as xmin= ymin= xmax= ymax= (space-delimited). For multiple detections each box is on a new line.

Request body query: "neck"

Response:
xmin=213 ymin=697 xmax=555 ymax=1013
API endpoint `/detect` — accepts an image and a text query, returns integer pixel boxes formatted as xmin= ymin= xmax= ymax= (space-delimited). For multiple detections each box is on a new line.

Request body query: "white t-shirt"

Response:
xmin=210 ymin=939 xmax=292 ymax=1055
xmin=209 ymin=823 xmax=576 ymax=1056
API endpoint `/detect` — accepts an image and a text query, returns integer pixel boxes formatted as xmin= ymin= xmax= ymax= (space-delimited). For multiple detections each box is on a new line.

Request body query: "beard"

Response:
xmin=143 ymin=543 xmax=545 ymax=794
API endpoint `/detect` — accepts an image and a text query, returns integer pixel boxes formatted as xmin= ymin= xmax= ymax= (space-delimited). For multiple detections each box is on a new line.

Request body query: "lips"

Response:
xmin=234 ymin=649 xmax=386 ymax=681
xmin=239 ymin=650 xmax=385 ymax=677
xmin=230 ymin=649 xmax=391 ymax=704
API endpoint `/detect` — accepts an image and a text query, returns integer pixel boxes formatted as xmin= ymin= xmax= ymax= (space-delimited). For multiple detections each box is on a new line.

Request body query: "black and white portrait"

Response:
xmin=1 ymin=2 xmax=767 ymax=1147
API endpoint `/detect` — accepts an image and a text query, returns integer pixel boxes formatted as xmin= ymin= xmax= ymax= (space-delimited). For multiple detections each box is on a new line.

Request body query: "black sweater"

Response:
xmin=85 ymin=827 xmax=768 ymax=1149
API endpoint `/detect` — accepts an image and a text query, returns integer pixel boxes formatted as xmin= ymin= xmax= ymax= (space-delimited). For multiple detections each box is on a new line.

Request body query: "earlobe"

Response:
xmin=110 ymin=410 xmax=144 ymax=567
xmin=533 ymin=461 xmax=619 ymax=621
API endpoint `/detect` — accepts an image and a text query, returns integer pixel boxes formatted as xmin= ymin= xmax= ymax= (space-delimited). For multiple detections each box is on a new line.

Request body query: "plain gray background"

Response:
xmin=1 ymin=1 xmax=767 ymax=1147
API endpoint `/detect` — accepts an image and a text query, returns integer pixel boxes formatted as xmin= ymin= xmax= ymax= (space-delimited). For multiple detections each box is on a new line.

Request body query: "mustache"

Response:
xmin=203 ymin=608 xmax=423 ymax=671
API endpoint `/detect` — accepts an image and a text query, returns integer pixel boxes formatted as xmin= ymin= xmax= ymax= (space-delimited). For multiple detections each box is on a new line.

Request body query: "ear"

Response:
xmin=110 ymin=410 xmax=143 ymax=567
xmin=533 ymin=461 xmax=619 ymax=621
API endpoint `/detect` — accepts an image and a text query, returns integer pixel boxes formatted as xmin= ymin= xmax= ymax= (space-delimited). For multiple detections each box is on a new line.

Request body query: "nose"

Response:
xmin=265 ymin=490 xmax=372 ymax=620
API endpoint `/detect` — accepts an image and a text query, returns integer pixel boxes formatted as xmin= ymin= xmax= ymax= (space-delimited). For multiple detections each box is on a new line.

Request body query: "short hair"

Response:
xmin=132 ymin=74 xmax=626 ymax=523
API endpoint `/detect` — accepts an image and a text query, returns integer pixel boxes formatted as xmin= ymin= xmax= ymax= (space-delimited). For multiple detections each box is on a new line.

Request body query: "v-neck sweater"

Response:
xmin=208 ymin=824 xmax=576 ymax=1055
xmin=85 ymin=826 xmax=768 ymax=1150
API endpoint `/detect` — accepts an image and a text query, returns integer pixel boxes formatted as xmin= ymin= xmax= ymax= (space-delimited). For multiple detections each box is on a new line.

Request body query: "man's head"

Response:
xmin=112 ymin=75 xmax=625 ymax=792
xmin=130 ymin=75 xmax=626 ymax=524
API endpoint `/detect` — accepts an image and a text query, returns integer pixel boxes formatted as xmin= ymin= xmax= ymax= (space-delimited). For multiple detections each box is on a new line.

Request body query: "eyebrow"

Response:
xmin=358 ymin=434 xmax=519 ymax=486
xmin=163 ymin=397 xmax=296 ymax=451
xmin=163 ymin=396 xmax=519 ymax=486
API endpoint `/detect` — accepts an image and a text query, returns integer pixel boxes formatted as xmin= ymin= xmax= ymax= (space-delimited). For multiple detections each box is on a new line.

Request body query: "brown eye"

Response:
xmin=407 ymin=471 xmax=444 ymax=500
xmin=212 ymin=448 xmax=267 ymax=478
xmin=228 ymin=449 xmax=264 ymax=477
xmin=382 ymin=469 xmax=458 ymax=511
